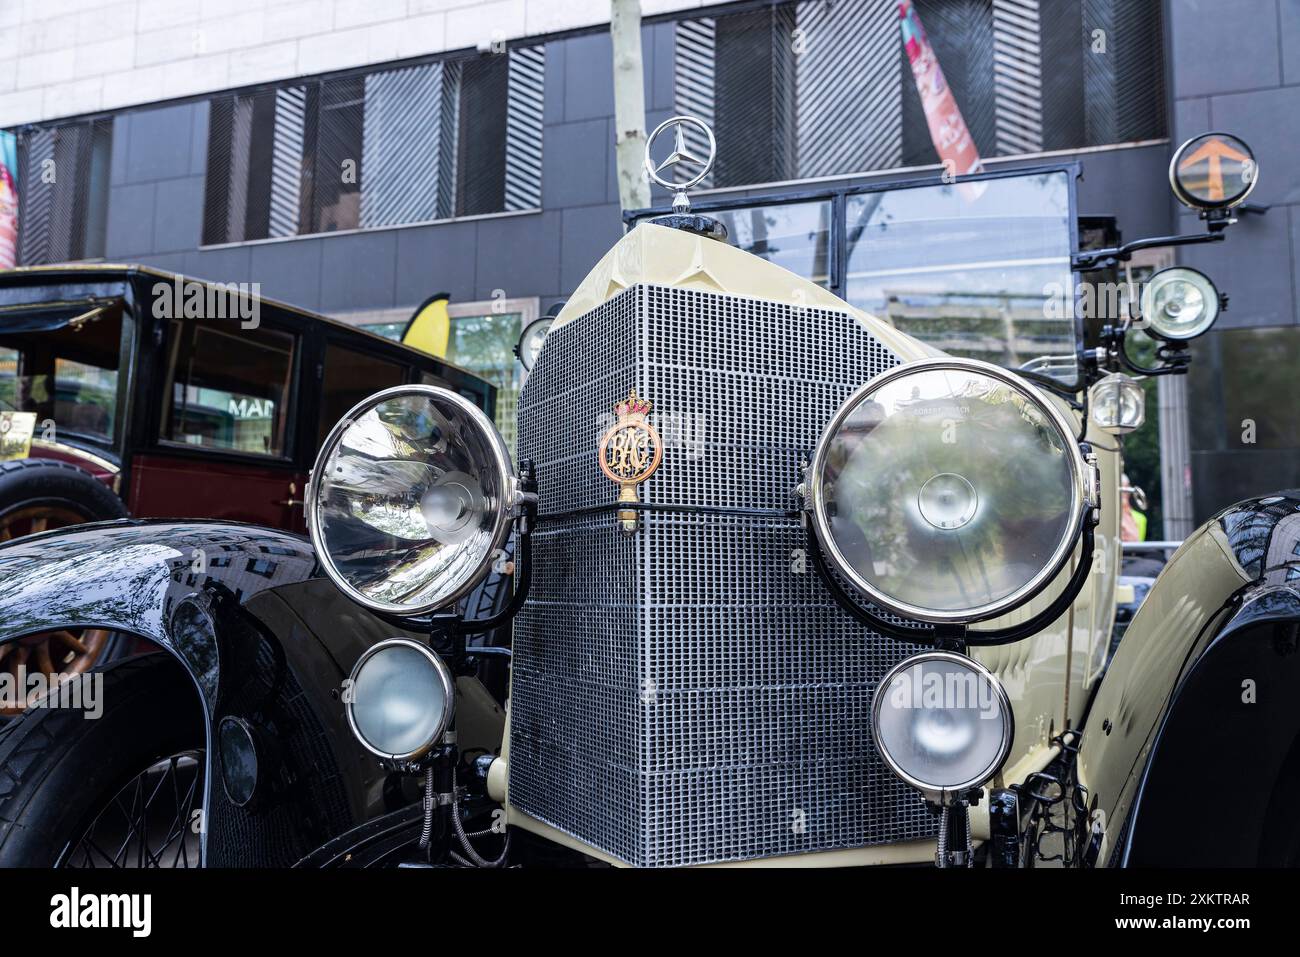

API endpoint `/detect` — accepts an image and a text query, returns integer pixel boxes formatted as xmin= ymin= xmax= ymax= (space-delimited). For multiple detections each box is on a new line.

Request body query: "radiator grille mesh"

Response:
xmin=511 ymin=284 xmax=933 ymax=866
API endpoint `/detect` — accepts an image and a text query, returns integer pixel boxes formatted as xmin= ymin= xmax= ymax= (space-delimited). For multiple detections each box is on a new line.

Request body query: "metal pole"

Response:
xmin=1158 ymin=373 xmax=1194 ymax=539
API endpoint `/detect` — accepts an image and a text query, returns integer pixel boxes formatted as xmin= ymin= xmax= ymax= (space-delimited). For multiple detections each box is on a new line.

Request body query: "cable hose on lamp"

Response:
xmin=451 ymin=767 xmax=509 ymax=867
xmin=936 ymin=805 xmax=950 ymax=868
xmin=418 ymin=766 xmax=435 ymax=849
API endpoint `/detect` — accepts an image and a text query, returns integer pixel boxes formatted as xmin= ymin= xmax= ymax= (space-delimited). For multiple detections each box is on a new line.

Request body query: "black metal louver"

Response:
xmin=1087 ymin=0 xmax=1166 ymax=145
xmin=456 ymin=55 xmax=509 ymax=217
xmin=201 ymin=48 xmax=545 ymax=244
xmin=311 ymin=75 xmax=365 ymax=233
xmin=15 ymin=118 xmax=111 ymax=265
xmin=675 ymin=0 xmax=1166 ymax=186
xmin=1038 ymin=0 xmax=1087 ymax=151
xmin=203 ymin=89 xmax=296 ymax=245
xmin=712 ymin=5 xmax=797 ymax=187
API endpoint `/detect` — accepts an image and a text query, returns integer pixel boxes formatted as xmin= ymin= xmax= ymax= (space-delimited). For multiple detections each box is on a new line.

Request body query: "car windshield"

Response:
xmin=669 ymin=169 xmax=1079 ymax=384
xmin=843 ymin=171 xmax=1076 ymax=383
xmin=0 ymin=299 xmax=123 ymax=446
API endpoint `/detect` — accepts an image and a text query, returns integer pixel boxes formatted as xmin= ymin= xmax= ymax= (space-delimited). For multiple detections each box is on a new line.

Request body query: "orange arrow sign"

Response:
xmin=1178 ymin=137 xmax=1252 ymax=201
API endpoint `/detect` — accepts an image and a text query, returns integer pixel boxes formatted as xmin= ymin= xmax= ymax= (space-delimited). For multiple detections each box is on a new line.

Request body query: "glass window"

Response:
xmin=709 ymin=201 xmax=832 ymax=286
xmin=844 ymin=171 xmax=1077 ymax=382
xmin=160 ymin=320 xmax=295 ymax=457
xmin=317 ymin=344 xmax=407 ymax=449
xmin=1190 ymin=326 xmax=1300 ymax=452
xmin=673 ymin=2 xmax=1165 ymax=187
xmin=0 ymin=301 xmax=122 ymax=445
xmin=202 ymin=47 xmax=544 ymax=244
xmin=359 ymin=321 xmax=405 ymax=341
xmin=443 ymin=312 xmax=521 ymax=450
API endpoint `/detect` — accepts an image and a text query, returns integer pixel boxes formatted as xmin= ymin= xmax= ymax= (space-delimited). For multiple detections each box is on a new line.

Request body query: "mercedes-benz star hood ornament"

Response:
xmin=643 ymin=115 xmax=726 ymax=240
xmin=645 ymin=115 xmax=716 ymax=214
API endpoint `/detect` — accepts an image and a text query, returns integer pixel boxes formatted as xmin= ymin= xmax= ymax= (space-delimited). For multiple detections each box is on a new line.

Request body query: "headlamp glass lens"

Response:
xmin=1089 ymin=373 xmax=1145 ymax=434
xmin=874 ymin=654 xmax=1010 ymax=792
xmin=519 ymin=317 xmax=554 ymax=372
xmin=350 ymin=642 xmax=453 ymax=759
xmin=816 ymin=362 xmax=1079 ymax=620
xmin=1142 ymin=268 xmax=1218 ymax=340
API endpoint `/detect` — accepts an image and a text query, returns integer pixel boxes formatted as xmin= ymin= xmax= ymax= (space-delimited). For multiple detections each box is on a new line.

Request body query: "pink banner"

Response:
xmin=899 ymin=1 xmax=984 ymax=180
xmin=0 ymin=131 xmax=17 ymax=270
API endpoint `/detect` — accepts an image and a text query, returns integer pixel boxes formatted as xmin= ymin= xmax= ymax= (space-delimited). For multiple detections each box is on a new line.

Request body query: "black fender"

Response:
xmin=1079 ymin=491 xmax=1300 ymax=866
xmin=0 ymin=519 xmax=415 ymax=866
xmin=1121 ymin=583 xmax=1300 ymax=866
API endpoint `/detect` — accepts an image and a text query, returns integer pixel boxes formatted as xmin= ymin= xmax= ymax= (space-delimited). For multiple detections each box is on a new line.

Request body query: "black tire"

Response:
xmin=0 ymin=458 xmax=127 ymax=527
xmin=0 ymin=654 xmax=205 ymax=867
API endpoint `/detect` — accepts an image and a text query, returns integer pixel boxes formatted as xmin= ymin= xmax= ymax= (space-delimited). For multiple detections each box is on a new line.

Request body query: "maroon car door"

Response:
xmin=128 ymin=315 xmax=308 ymax=533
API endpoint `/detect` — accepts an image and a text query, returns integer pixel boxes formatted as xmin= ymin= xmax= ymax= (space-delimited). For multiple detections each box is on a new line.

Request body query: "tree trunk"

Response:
xmin=611 ymin=0 xmax=649 ymax=212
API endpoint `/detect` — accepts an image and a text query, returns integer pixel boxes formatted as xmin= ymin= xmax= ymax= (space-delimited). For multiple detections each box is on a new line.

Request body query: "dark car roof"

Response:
xmin=0 ymin=262 xmax=487 ymax=385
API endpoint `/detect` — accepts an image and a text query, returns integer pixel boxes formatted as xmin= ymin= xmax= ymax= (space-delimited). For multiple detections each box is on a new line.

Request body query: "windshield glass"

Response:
xmin=0 ymin=300 xmax=123 ymax=446
xmin=709 ymin=201 xmax=833 ymax=288
xmin=843 ymin=171 xmax=1076 ymax=383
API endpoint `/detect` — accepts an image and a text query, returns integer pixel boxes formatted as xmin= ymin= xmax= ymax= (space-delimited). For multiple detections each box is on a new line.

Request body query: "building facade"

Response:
xmin=1 ymin=0 xmax=1296 ymax=532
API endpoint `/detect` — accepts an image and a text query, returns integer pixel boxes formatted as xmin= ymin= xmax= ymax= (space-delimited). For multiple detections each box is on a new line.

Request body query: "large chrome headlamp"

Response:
xmin=872 ymin=651 xmax=1013 ymax=800
xmin=809 ymin=358 xmax=1090 ymax=624
xmin=346 ymin=638 xmax=455 ymax=765
xmin=308 ymin=385 xmax=518 ymax=617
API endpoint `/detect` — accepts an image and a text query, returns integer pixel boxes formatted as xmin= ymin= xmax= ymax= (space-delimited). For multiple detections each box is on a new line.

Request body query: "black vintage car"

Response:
xmin=0 ymin=265 xmax=490 ymax=710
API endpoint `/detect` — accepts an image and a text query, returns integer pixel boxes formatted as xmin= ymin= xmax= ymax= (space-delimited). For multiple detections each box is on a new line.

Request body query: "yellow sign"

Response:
xmin=401 ymin=293 xmax=451 ymax=358
xmin=0 ymin=411 xmax=36 ymax=461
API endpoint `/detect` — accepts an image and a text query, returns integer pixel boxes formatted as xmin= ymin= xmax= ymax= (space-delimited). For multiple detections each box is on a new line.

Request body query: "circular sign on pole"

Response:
xmin=1169 ymin=132 xmax=1258 ymax=210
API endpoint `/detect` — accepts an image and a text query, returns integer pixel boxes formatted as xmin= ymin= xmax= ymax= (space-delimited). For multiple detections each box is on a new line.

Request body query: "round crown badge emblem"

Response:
xmin=598 ymin=389 xmax=663 ymax=533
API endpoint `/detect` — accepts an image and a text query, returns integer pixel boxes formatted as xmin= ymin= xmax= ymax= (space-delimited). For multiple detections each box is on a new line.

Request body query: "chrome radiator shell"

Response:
xmin=511 ymin=284 xmax=933 ymax=866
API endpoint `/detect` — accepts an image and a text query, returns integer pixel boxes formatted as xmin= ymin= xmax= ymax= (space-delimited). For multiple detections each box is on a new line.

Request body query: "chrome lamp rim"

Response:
xmin=808 ymin=356 xmax=1089 ymax=625
xmin=871 ymin=650 xmax=1015 ymax=797
xmin=344 ymin=637 xmax=457 ymax=765
xmin=307 ymin=383 xmax=516 ymax=618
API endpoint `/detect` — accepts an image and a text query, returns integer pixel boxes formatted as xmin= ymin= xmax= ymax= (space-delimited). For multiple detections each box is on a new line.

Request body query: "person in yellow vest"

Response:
xmin=1120 ymin=473 xmax=1148 ymax=542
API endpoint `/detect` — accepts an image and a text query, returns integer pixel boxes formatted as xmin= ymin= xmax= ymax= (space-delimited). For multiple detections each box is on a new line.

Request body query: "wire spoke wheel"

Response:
xmin=0 ymin=504 xmax=115 ymax=716
xmin=60 ymin=751 xmax=205 ymax=869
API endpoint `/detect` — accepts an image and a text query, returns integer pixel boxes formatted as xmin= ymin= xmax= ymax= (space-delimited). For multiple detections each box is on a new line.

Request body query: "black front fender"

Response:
xmin=1079 ymin=491 xmax=1300 ymax=866
xmin=0 ymin=520 xmax=399 ymax=866
xmin=1121 ymin=583 xmax=1300 ymax=866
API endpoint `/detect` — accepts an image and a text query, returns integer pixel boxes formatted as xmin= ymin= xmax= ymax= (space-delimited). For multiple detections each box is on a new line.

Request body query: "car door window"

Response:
xmin=160 ymin=319 xmax=295 ymax=457
xmin=0 ymin=300 xmax=123 ymax=446
xmin=317 ymin=344 xmax=407 ymax=449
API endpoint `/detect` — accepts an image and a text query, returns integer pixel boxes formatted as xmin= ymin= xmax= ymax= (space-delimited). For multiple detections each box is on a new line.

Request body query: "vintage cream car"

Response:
xmin=0 ymin=123 xmax=1290 ymax=869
